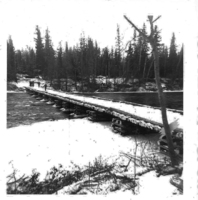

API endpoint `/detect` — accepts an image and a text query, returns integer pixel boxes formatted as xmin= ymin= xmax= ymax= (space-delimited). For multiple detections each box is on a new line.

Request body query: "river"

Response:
xmin=76 ymin=91 xmax=183 ymax=110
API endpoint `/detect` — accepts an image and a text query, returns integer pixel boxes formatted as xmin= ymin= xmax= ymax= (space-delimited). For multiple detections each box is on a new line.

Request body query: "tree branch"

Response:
xmin=123 ymin=15 xmax=149 ymax=40
xmin=152 ymin=15 xmax=161 ymax=23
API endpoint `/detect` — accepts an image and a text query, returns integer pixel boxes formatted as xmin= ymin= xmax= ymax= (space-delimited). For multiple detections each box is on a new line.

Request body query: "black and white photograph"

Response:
xmin=2 ymin=0 xmax=198 ymax=197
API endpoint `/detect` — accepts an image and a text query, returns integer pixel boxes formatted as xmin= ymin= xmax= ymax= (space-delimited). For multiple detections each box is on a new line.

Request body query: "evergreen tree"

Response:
xmin=131 ymin=29 xmax=139 ymax=79
xmin=168 ymin=33 xmax=178 ymax=79
xmin=7 ymin=36 xmax=16 ymax=81
xmin=176 ymin=45 xmax=183 ymax=79
xmin=44 ymin=28 xmax=55 ymax=81
xmin=100 ymin=47 xmax=110 ymax=77
xmin=56 ymin=42 xmax=63 ymax=80
xmin=79 ymin=32 xmax=87 ymax=80
xmin=115 ymin=24 xmax=122 ymax=77
xmin=15 ymin=50 xmax=23 ymax=73
xmin=159 ymin=44 xmax=168 ymax=78
xmin=34 ymin=25 xmax=45 ymax=76
xmin=125 ymin=42 xmax=134 ymax=80
xmin=135 ymin=23 xmax=150 ymax=80
xmin=86 ymin=37 xmax=95 ymax=82
xmin=95 ymin=42 xmax=101 ymax=77
xmin=62 ymin=42 xmax=70 ymax=90
xmin=69 ymin=46 xmax=80 ymax=89
xmin=29 ymin=48 xmax=36 ymax=77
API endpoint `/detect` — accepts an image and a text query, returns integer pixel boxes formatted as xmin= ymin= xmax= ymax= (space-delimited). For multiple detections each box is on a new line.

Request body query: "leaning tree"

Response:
xmin=124 ymin=15 xmax=178 ymax=166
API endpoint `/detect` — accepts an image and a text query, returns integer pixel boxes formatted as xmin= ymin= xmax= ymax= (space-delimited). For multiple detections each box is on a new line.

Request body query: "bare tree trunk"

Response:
xmin=142 ymin=57 xmax=147 ymax=81
xmin=146 ymin=58 xmax=154 ymax=81
xmin=138 ymin=43 xmax=142 ymax=78
xmin=152 ymin=44 xmax=177 ymax=166
xmin=66 ymin=75 xmax=68 ymax=91
xmin=124 ymin=15 xmax=178 ymax=166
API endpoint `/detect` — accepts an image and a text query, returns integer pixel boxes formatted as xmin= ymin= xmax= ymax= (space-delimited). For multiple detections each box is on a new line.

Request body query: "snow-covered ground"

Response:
xmin=6 ymin=119 xmax=150 ymax=180
xmin=6 ymin=118 xmax=179 ymax=196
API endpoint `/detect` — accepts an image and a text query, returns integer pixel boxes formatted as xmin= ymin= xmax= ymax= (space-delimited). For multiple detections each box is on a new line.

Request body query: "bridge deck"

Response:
xmin=25 ymin=87 xmax=183 ymax=132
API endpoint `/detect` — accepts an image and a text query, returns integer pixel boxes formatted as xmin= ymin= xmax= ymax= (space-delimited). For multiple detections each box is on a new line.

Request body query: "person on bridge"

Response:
xmin=44 ymin=83 xmax=47 ymax=91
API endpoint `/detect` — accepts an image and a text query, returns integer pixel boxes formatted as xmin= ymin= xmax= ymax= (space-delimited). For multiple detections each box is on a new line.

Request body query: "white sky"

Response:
xmin=2 ymin=0 xmax=194 ymax=51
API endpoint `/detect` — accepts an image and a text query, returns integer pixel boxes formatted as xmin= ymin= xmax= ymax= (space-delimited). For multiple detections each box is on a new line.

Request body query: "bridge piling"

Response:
xmin=60 ymin=102 xmax=75 ymax=114
xmin=111 ymin=118 xmax=157 ymax=135
xmin=46 ymin=97 xmax=55 ymax=105
xmin=53 ymin=100 xmax=63 ymax=108
xmin=41 ymin=94 xmax=49 ymax=102
xmin=87 ymin=110 xmax=112 ymax=122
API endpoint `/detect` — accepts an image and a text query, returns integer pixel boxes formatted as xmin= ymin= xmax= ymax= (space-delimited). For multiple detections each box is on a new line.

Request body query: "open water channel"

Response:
xmin=77 ymin=92 xmax=183 ymax=110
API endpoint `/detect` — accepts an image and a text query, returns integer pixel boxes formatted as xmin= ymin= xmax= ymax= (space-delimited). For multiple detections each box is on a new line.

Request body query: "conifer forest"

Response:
xmin=7 ymin=24 xmax=183 ymax=92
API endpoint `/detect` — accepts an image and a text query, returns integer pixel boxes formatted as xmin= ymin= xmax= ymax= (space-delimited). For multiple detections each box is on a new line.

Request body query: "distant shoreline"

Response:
xmin=73 ymin=90 xmax=183 ymax=94
xmin=7 ymin=90 xmax=183 ymax=94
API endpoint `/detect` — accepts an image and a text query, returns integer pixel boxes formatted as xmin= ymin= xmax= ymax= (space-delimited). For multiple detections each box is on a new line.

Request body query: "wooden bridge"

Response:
xmin=25 ymin=87 xmax=183 ymax=132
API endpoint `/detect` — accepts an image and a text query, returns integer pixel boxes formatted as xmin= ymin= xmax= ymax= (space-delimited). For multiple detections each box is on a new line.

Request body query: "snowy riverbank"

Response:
xmin=6 ymin=118 xmax=181 ymax=195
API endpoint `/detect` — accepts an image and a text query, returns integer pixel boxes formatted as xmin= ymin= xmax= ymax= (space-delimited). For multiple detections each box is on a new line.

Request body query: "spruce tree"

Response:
xmin=115 ymin=24 xmax=122 ymax=77
xmin=44 ymin=28 xmax=55 ymax=81
xmin=177 ymin=45 xmax=183 ymax=79
xmin=168 ymin=33 xmax=178 ymax=79
xmin=29 ymin=48 xmax=36 ymax=77
xmin=86 ymin=37 xmax=95 ymax=84
xmin=7 ymin=36 xmax=16 ymax=81
xmin=15 ymin=50 xmax=23 ymax=73
xmin=125 ymin=42 xmax=134 ymax=80
xmin=57 ymin=42 xmax=63 ymax=80
xmin=131 ymin=29 xmax=139 ymax=79
xmin=63 ymin=42 xmax=70 ymax=90
xmin=34 ymin=25 xmax=45 ymax=76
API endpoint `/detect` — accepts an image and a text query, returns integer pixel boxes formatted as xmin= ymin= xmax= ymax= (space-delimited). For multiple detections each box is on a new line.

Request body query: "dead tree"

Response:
xmin=124 ymin=15 xmax=178 ymax=166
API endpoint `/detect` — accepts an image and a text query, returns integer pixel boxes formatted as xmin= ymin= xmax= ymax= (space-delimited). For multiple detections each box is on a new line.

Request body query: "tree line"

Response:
xmin=7 ymin=24 xmax=183 ymax=87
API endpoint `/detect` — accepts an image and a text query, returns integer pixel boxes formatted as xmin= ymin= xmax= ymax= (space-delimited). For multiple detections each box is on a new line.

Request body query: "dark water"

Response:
xmin=77 ymin=92 xmax=183 ymax=110
xmin=7 ymin=93 xmax=68 ymax=128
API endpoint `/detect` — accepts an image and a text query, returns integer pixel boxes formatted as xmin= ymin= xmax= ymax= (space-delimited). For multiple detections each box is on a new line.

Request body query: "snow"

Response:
xmin=137 ymin=171 xmax=180 ymax=196
xmin=28 ymin=85 xmax=183 ymax=130
xmin=6 ymin=118 xmax=179 ymax=196
xmin=6 ymin=119 xmax=149 ymax=180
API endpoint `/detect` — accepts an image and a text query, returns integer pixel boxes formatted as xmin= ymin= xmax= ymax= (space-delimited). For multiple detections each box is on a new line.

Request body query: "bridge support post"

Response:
xmin=41 ymin=94 xmax=49 ymax=102
xmin=46 ymin=97 xmax=55 ymax=105
xmin=111 ymin=118 xmax=155 ymax=135
xmin=60 ymin=102 xmax=75 ymax=113
xmin=35 ymin=93 xmax=43 ymax=100
xmin=30 ymin=91 xmax=37 ymax=97
xmin=54 ymin=100 xmax=63 ymax=108
xmin=111 ymin=118 xmax=138 ymax=135
xmin=26 ymin=89 xmax=34 ymax=95
xmin=74 ymin=105 xmax=87 ymax=115
xmin=87 ymin=111 xmax=112 ymax=122
xmin=158 ymin=129 xmax=183 ymax=158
